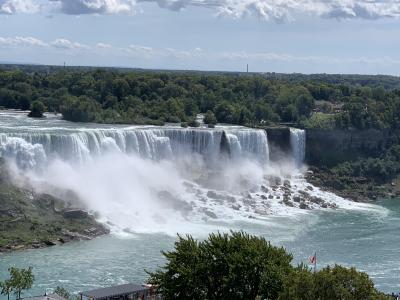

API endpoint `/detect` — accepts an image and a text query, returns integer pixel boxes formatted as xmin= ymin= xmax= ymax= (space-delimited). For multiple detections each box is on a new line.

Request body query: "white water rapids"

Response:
xmin=0 ymin=111 xmax=381 ymax=235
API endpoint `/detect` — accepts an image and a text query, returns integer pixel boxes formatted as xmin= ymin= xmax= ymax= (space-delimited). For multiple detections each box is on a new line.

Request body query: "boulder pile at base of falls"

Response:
xmin=0 ymin=159 xmax=109 ymax=252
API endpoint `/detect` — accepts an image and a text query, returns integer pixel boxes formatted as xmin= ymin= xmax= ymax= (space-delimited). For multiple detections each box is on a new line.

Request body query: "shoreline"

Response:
xmin=306 ymin=166 xmax=400 ymax=202
xmin=0 ymin=228 xmax=109 ymax=254
xmin=0 ymin=180 xmax=110 ymax=254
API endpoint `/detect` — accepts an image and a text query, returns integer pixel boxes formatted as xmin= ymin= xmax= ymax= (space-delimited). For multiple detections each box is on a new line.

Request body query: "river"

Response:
xmin=0 ymin=111 xmax=398 ymax=296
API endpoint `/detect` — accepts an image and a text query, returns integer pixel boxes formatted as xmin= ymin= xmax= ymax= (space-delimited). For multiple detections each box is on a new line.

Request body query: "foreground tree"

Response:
xmin=147 ymin=231 xmax=293 ymax=300
xmin=0 ymin=279 xmax=13 ymax=300
xmin=149 ymin=231 xmax=390 ymax=300
xmin=54 ymin=286 xmax=70 ymax=299
xmin=279 ymin=264 xmax=390 ymax=300
xmin=8 ymin=267 xmax=34 ymax=299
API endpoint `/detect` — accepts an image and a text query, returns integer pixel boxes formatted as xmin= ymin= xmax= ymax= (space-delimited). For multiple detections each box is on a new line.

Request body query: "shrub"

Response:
xmin=28 ymin=100 xmax=46 ymax=118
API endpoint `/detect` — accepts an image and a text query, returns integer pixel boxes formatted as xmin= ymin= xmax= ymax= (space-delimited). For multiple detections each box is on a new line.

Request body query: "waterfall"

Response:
xmin=224 ymin=129 xmax=269 ymax=163
xmin=289 ymin=128 xmax=306 ymax=168
xmin=0 ymin=111 xmax=358 ymax=236
xmin=0 ymin=126 xmax=270 ymax=170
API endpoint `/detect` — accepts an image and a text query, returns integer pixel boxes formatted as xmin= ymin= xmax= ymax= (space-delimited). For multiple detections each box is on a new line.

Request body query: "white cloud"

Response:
xmin=0 ymin=36 xmax=48 ymax=46
xmin=50 ymin=38 xmax=89 ymax=49
xmin=1 ymin=36 xmax=400 ymax=68
xmin=0 ymin=36 xmax=91 ymax=50
xmin=129 ymin=44 xmax=153 ymax=52
xmin=96 ymin=42 xmax=112 ymax=48
xmin=2 ymin=0 xmax=400 ymax=21
xmin=220 ymin=50 xmax=400 ymax=66
xmin=49 ymin=0 xmax=135 ymax=14
xmin=139 ymin=0 xmax=400 ymax=21
xmin=0 ymin=0 xmax=39 ymax=14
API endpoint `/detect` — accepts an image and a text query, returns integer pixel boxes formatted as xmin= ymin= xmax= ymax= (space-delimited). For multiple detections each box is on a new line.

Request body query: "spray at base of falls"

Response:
xmin=0 ymin=111 xmax=376 ymax=235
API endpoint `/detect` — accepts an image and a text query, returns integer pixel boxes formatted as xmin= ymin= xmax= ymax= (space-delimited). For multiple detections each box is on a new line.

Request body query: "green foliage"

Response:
xmin=188 ymin=119 xmax=200 ymax=127
xmin=203 ymin=110 xmax=217 ymax=125
xmin=28 ymin=100 xmax=46 ymax=118
xmin=0 ymin=279 xmax=13 ymax=300
xmin=302 ymin=113 xmax=336 ymax=129
xmin=149 ymin=231 xmax=390 ymax=300
xmin=60 ymin=96 xmax=101 ymax=122
xmin=54 ymin=286 xmax=70 ymax=299
xmin=332 ymin=144 xmax=400 ymax=183
xmin=0 ymin=267 xmax=34 ymax=299
xmin=147 ymin=231 xmax=293 ymax=300
xmin=278 ymin=264 xmax=315 ymax=300
xmin=0 ymin=67 xmax=398 ymax=128
xmin=279 ymin=265 xmax=389 ymax=300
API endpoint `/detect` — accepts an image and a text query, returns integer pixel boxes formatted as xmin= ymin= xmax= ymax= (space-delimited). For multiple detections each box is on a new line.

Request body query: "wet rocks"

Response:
xmin=299 ymin=203 xmax=309 ymax=210
xmin=62 ymin=209 xmax=89 ymax=219
xmin=254 ymin=208 xmax=269 ymax=215
xmin=232 ymin=204 xmax=241 ymax=211
xmin=293 ymin=196 xmax=301 ymax=203
xmin=207 ymin=191 xmax=235 ymax=203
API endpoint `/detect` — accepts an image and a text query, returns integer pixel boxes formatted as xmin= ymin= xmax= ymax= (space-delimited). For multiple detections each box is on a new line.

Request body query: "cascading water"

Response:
xmin=0 ymin=111 xmax=363 ymax=235
xmin=290 ymin=128 xmax=306 ymax=168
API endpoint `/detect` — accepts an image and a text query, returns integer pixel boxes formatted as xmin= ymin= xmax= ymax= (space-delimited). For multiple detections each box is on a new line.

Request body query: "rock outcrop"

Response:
xmin=305 ymin=129 xmax=400 ymax=167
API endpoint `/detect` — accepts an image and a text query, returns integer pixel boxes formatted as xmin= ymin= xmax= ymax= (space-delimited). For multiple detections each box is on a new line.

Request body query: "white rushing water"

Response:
xmin=2 ymin=110 xmax=398 ymax=296
xmin=0 ymin=111 xmax=375 ymax=235
xmin=290 ymin=127 xmax=306 ymax=168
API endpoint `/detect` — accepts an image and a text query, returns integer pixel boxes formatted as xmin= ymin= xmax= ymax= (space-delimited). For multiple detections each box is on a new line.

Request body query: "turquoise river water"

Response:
xmin=0 ymin=199 xmax=399 ymax=297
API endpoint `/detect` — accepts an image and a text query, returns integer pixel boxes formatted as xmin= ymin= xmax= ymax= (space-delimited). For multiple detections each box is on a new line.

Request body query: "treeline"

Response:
xmin=1 ymin=66 xmax=400 ymax=130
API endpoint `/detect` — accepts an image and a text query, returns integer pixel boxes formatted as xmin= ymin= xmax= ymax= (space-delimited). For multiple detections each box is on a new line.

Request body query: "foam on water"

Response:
xmin=0 ymin=111 xmax=384 ymax=236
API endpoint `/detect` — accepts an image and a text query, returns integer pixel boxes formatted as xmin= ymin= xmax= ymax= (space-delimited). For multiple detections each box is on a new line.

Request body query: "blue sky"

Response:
xmin=1 ymin=0 xmax=400 ymax=75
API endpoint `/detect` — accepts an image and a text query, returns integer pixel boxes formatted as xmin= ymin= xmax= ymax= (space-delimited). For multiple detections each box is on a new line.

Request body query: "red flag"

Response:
xmin=309 ymin=253 xmax=316 ymax=264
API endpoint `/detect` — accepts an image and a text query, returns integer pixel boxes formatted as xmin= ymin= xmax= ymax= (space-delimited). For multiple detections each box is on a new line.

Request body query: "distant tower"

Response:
xmin=247 ymin=64 xmax=249 ymax=73
xmin=63 ymin=62 xmax=66 ymax=68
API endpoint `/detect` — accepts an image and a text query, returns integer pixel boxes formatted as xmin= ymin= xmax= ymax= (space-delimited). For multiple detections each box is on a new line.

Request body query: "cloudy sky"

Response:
xmin=1 ymin=0 xmax=400 ymax=75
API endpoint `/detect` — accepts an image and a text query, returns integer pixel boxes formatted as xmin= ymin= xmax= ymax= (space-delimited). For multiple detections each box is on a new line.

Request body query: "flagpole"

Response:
xmin=314 ymin=252 xmax=317 ymax=273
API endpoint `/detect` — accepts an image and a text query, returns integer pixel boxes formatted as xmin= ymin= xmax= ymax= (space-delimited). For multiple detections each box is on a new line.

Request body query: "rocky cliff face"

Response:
xmin=266 ymin=127 xmax=291 ymax=162
xmin=0 ymin=159 xmax=109 ymax=252
xmin=305 ymin=129 xmax=400 ymax=167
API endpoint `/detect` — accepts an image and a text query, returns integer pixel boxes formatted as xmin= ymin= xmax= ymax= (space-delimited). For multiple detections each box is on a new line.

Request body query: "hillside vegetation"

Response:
xmin=1 ymin=65 xmax=400 ymax=130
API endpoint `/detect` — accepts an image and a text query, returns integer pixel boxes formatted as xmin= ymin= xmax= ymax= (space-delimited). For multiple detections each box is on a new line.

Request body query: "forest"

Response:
xmin=1 ymin=64 xmax=400 ymax=130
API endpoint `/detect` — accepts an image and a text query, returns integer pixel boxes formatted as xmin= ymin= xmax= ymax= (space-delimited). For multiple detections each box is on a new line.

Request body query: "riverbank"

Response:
xmin=0 ymin=181 xmax=109 ymax=253
xmin=306 ymin=166 xmax=400 ymax=202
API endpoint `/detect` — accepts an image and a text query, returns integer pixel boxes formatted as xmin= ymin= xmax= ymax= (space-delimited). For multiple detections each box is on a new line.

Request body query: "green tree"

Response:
xmin=28 ymin=100 xmax=46 ymax=118
xmin=147 ymin=231 xmax=293 ymax=300
xmin=5 ymin=267 xmax=35 ymax=299
xmin=314 ymin=265 xmax=381 ymax=300
xmin=279 ymin=264 xmax=389 ymax=300
xmin=279 ymin=264 xmax=315 ymax=300
xmin=60 ymin=96 xmax=101 ymax=122
xmin=203 ymin=110 xmax=217 ymax=125
xmin=0 ymin=279 xmax=13 ymax=300
xmin=54 ymin=286 xmax=70 ymax=299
